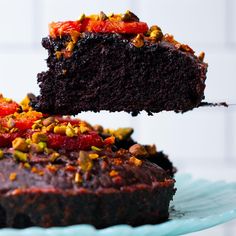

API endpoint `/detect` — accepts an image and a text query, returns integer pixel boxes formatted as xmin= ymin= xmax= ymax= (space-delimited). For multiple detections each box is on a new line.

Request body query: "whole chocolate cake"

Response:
xmin=0 ymin=94 xmax=176 ymax=228
xmin=34 ymin=11 xmax=208 ymax=116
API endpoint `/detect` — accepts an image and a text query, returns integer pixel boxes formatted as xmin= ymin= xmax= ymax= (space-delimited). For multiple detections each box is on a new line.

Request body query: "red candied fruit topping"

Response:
xmin=0 ymin=95 xmax=114 ymax=152
xmin=0 ymin=95 xmax=19 ymax=117
xmin=47 ymin=131 xmax=104 ymax=150
xmin=0 ymin=111 xmax=43 ymax=131
xmin=0 ymin=132 xmax=23 ymax=147
xmin=50 ymin=21 xmax=82 ymax=38
xmin=49 ymin=14 xmax=148 ymax=38
xmin=83 ymin=19 xmax=148 ymax=34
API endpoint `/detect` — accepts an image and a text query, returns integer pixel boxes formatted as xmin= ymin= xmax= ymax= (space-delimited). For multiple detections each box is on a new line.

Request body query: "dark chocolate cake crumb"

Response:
xmin=35 ymin=32 xmax=207 ymax=116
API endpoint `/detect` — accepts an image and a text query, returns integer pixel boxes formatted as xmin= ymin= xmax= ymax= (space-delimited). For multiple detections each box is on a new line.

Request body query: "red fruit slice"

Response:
xmin=0 ymin=96 xmax=19 ymax=117
xmin=84 ymin=20 xmax=148 ymax=34
xmin=0 ymin=132 xmax=23 ymax=147
xmin=47 ymin=131 xmax=103 ymax=150
xmin=0 ymin=111 xmax=43 ymax=131
xmin=49 ymin=19 xmax=148 ymax=38
xmin=49 ymin=21 xmax=82 ymax=38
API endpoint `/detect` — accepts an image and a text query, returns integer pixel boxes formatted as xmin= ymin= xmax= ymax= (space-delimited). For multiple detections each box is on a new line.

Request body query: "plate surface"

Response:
xmin=1 ymin=174 xmax=236 ymax=236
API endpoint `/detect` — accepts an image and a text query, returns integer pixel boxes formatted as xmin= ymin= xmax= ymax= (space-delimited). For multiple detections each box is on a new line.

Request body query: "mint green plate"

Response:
xmin=1 ymin=174 xmax=236 ymax=236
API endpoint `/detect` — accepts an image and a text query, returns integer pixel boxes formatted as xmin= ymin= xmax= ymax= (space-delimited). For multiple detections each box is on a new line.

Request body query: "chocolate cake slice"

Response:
xmin=0 ymin=148 xmax=175 ymax=228
xmin=0 ymin=95 xmax=176 ymax=228
xmin=34 ymin=11 xmax=208 ymax=116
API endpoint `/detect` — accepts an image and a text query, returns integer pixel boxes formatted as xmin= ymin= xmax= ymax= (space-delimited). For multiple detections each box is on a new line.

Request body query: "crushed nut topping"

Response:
xmin=121 ymin=10 xmax=139 ymax=22
xmin=12 ymin=137 xmax=29 ymax=152
xmin=131 ymin=34 xmax=144 ymax=48
xmin=89 ymin=153 xmax=99 ymax=159
xmin=129 ymin=156 xmax=142 ymax=166
xmin=99 ymin=11 xmax=108 ymax=21
xmin=31 ymin=132 xmax=48 ymax=143
xmin=198 ymin=51 xmax=205 ymax=61
xmin=78 ymin=151 xmax=93 ymax=172
xmin=129 ymin=144 xmax=148 ymax=158
xmin=91 ymin=146 xmax=101 ymax=152
xmin=103 ymin=127 xmax=133 ymax=140
xmin=9 ymin=172 xmax=17 ymax=181
xmin=109 ymin=170 xmax=119 ymax=177
xmin=145 ymin=144 xmax=157 ymax=155
xmin=0 ymin=149 xmax=3 ymax=159
xmin=13 ymin=150 xmax=28 ymax=163
xmin=74 ymin=172 xmax=83 ymax=183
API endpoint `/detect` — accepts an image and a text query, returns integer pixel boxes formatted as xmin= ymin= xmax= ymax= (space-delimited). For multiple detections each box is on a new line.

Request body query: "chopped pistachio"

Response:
xmin=74 ymin=172 xmax=83 ymax=183
xmin=10 ymin=127 xmax=18 ymax=133
xmin=31 ymin=132 xmax=48 ymax=143
xmin=129 ymin=144 xmax=148 ymax=158
xmin=198 ymin=51 xmax=205 ymax=61
xmin=150 ymin=29 xmax=163 ymax=41
xmin=109 ymin=170 xmax=119 ymax=177
xmin=7 ymin=118 xmax=15 ymax=129
xmin=121 ymin=10 xmax=139 ymax=22
xmin=113 ymin=128 xmax=133 ymax=140
xmin=25 ymin=138 xmax=31 ymax=144
xmin=13 ymin=150 xmax=28 ymax=162
xmin=32 ymin=123 xmax=42 ymax=130
xmin=49 ymin=152 xmax=60 ymax=162
xmin=78 ymin=151 xmax=93 ymax=172
xmin=77 ymin=13 xmax=85 ymax=22
xmin=65 ymin=125 xmax=76 ymax=137
xmin=99 ymin=11 xmax=108 ymax=21
xmin=91 ymin=146 xmax=101 ymax=152
xmin=46 ymin=123 xmax=55 ymax=132
xmin=4 ymin=97 xmax=12 ymax=102
xmin=38 ymin=141 xmax=47 ymax=149
xmin=12 ymin=137 xmax=29 ymax=152
xmin=55 ymin=51 xmax=62 ymax=59
xmin=107 ymin=12 xmax=114 ymax=18
xmin=9 ymin=172 xmax=17 ymax=181
xmin=70 ymin=31 xmax=80 ymax=43
xmin=80 ymin=125 xmax=89 ymax=134
xmin=54 ymin=125 xmax=66 ymax=135
xmin=30 ymin=142 xmax=46 ymax=153
xmin=42 ymin=117 xmax=55 ymax=127
xmin=149 ymin=25 xmax=160 ymax=32
xmin=145 ymin=144 xmax=157 ymax=155
xmin=20 ymin=95 xmax=31 ymax=111
xmin=129 ymin=156 xmax=142 ymax=166
xmin=66 ymin=41 xmax=75 ymax=52
xmin=131 ymin=34 xmax=144 ymax=48
xmin=34 ymin=119 xmax=42 ymax=124
xmin=23 ymin=163 xmax=31 ymax=169
xmin=89 ymin=153 xmax=99 ymax=159
xmin=0 ymin=149 xmax=3 ymax=159
xmin=44 ymin=147 xmax=54 ymax=155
